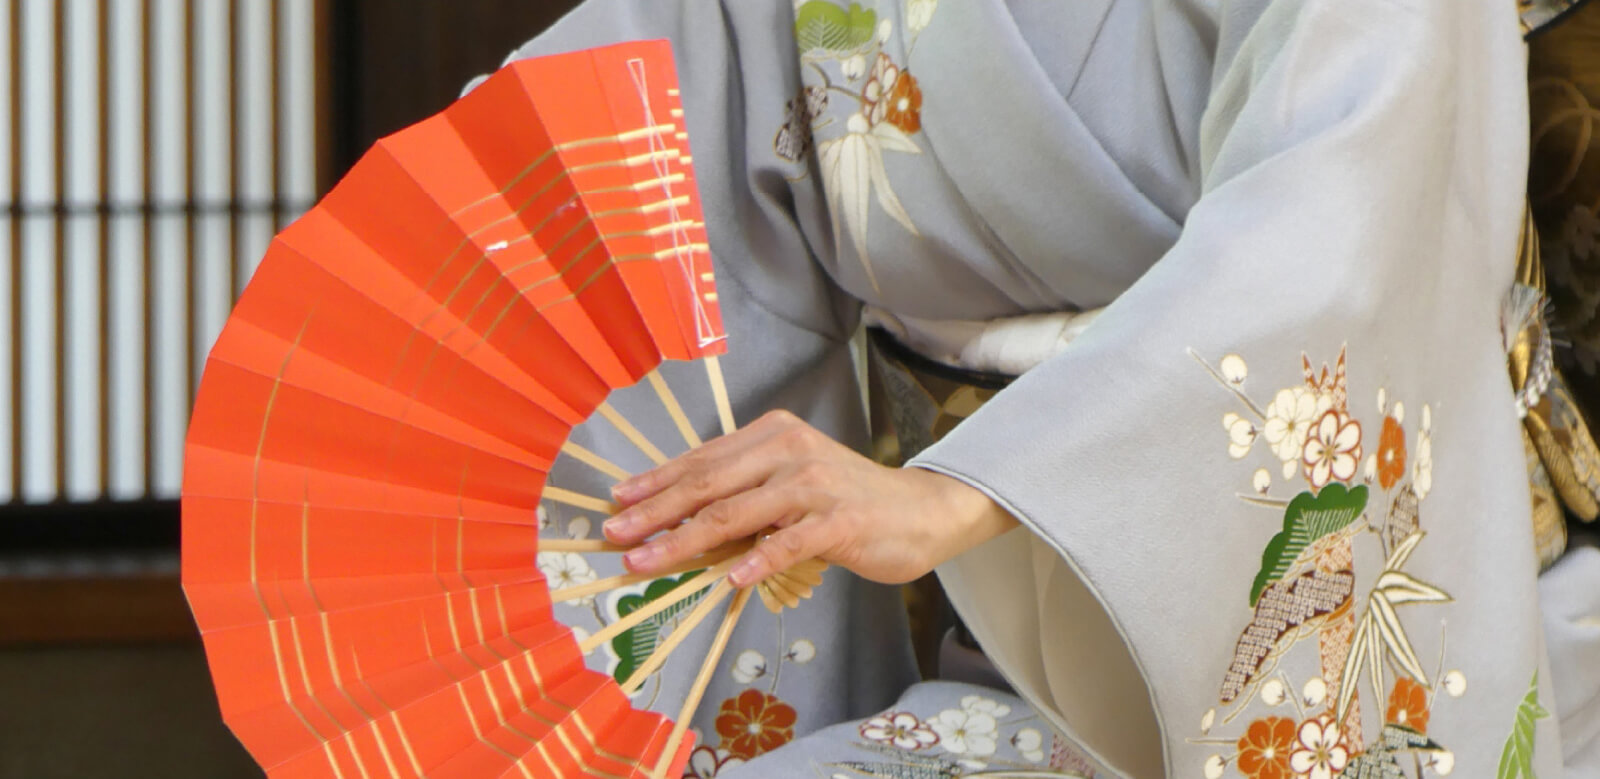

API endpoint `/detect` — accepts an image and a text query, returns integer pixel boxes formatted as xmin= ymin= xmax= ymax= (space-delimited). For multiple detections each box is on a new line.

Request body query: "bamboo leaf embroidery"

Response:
xmin=1497 ymin=672 xmax=1550 ymax=779
xmin=1336 ymin=532 xmax=1453 ymax=723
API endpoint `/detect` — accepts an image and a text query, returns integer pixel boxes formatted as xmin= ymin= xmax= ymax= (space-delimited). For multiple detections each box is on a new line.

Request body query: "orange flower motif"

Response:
xmin=1377 ymin=416 xmax=1407 ymax=489
xmin=1385 ymin=676 xmax=1431 ymax=733
xmin=881 ymin=70 xmax=923 ymax=133
xmin=1236 ymin=716 xmax=1297 ymax=779
xmin=715 ymin=689 xmax=797 ymax=760
xmin=862 ymin=53 xmax=923 ymax=133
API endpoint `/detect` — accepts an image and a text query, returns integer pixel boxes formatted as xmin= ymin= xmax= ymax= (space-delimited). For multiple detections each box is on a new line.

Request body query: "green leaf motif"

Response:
xmin=1498 ymin=672 xmax=1550 ymax=779
xmin=609 ymin=570 xmax=708 ymax=686
xmin=794 ymin=1 xmax=876 ymax=54
xmin=1250 ymin=484 xmax=1368 ymax=605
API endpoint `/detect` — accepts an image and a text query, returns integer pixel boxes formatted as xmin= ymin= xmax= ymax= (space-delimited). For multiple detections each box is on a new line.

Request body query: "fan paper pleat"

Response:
xmin=183 ymin=40 xmax=725 ymax=779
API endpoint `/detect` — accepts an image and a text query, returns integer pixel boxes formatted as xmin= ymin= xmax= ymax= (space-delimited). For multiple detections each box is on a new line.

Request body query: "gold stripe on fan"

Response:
xmin=646 ymin=369 xmax=701 ymax=449
xmin=652 ymin=585 xmax=753 ymax=779
xmin=577 ymin=558 xmax=736 ymax=654
xmin=618 ymin=578 xmax=734 ymax=696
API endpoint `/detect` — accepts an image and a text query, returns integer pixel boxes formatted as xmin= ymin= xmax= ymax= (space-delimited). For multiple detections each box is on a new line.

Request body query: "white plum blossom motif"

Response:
xmin=841 ymin=53 xmax=867 ymax=82
xmin=786 ymin=639 xmax=817 ymax=664
xmin=1224 ymin=412 xmax=1257 ymax=459
xmin=1220 ymin=353 xmax=1249 ymax=384
xmin=1288 ymin=716 xmax=1349 ymax=779
xmin=1425 ymin=749 xmax=1455 ymax=775
xmin=537 ymin=551 xmax=597 ymax=606
xmin=1204 ymin=753 xmax=1227 ymax=779
xmin=818 ymin=114 xmax=921 ymax=293
xmin=1259 ymin=678 xmax=1287 ymax=706
xmin=1264 ymin=387 xmax=1334 ymax=478
xmin=905 ymin=0 xmax=938 ymax=35
xmin=686 ymin=745 xmax=745 ymax=779
xmin=1302 ymin=677 xmax=1328 ymax=707
xmin=1443 ymin=669 xmax=1467 ymax=698
xmin=567 ymin=516 xmax=591 ymax=539
xmin=1011 ymin=728 xmax=1045 ymax=762
xmin=859 ymin=712 xmax=939 ymax=750
xmin=731 ymin=649 xmax=768 ymax=684
xmin=536 ymin=552 xmax=595 ymax=590
xmin=958 ymin=695 xmax=1010 ymax=719
xmin=1302 ymin=410 xmax=1362 ymax=489
xmin=1414 ymin=405 xmax=1434 ymax=499
xmin=930 ymin=708 xmax=998 ymax=756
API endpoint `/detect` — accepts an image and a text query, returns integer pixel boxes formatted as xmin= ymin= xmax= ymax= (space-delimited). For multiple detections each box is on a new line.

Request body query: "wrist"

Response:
xmin=909 ymin=466 xmax=1019 ymax=566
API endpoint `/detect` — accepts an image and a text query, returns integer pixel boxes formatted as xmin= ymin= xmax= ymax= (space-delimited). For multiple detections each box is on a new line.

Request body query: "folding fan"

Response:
xmin=181 ymin=41 xmax=779 ymax=779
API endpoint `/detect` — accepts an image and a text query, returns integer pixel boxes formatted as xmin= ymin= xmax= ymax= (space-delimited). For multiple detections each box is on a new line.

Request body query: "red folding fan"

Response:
xmin=181 ymin=41 xmax=770 ymax=779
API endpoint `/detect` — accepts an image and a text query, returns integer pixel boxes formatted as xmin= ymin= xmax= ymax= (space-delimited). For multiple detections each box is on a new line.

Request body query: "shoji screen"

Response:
xmin=0 ymin=0 xmax=320 ymax=505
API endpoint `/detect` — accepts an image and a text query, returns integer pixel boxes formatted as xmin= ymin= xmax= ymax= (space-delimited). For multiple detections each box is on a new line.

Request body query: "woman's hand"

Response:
xmin=602 ymin=410 xmax=1018 ymax=587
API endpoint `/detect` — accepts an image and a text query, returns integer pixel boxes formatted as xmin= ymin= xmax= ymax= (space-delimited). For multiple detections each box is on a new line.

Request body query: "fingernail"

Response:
xmin=611 ymin=477 xmax=646 ymax=503
xmin=603 ymin=511 xmax=635 ymax=538
xmin=623 ymin=545 xmax=657 ymax=570
xmin=728 ymin=557 xmax=761 ymax=587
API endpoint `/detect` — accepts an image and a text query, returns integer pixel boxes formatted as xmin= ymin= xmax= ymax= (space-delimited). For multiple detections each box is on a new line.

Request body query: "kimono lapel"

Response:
xmin=913 ymin=0 xmax=1182 ymax=308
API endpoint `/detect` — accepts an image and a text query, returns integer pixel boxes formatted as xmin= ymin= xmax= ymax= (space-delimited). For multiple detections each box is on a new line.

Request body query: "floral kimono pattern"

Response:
xmin=734 ymin=682 xmax=1113 ymax=778
xmin=1189 ymin=348 xmax=1471 ymax=778
xmin=776 ymin=0 xmax=937 ymax=291
xmin=535 ymin=498 xmax=842 ymax=775
xmin=484 ymin=0 xmax=1584 ymax=775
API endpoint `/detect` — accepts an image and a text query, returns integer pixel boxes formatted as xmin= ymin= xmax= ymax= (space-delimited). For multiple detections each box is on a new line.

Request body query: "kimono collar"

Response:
xmin=911 ymin=0 xmax=1182 ymax=307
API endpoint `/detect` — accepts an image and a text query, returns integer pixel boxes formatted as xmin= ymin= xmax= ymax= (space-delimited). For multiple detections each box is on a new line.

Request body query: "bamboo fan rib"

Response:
xmin=181 ymin=41 xmax=776 ymax=779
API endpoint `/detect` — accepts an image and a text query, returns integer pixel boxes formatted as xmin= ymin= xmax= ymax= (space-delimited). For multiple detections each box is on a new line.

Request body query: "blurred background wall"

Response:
xmin=0 ymin=2 xmax=581 ymax=776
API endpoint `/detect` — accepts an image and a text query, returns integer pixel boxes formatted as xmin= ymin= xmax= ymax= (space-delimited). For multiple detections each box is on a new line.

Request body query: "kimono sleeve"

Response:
xmin=911 ymin=1 xmax=1555 ymax=777
xmin=483 ymin=0 xmax=861 ymax=344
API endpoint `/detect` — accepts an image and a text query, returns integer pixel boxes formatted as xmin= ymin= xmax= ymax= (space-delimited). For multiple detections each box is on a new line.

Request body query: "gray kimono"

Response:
xmin=481 ymin=0 xmax=1598 ymax=776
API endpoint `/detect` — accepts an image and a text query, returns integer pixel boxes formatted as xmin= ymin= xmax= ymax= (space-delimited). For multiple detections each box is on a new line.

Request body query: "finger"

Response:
xmin=603 ymin=452 xmax=778 ymax=544
xmin=621 ymin=485 xmax=814 ymax=575
xmin=610 ymin=409 xmax=803 ymax=505
xmin=604 ymin=417 xmax=828 ymax=544
xmin=727 ymin=515 xmax=845 ymax=588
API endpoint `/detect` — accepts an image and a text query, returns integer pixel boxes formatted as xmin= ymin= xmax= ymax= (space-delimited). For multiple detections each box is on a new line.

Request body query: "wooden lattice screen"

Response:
xmin=1 ymin=0 xmax=322 ymax=506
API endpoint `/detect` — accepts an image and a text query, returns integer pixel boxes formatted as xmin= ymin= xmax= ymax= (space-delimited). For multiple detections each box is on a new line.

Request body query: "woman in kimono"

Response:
xmin=473 ymin=0 xmax=1600 ymax=776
